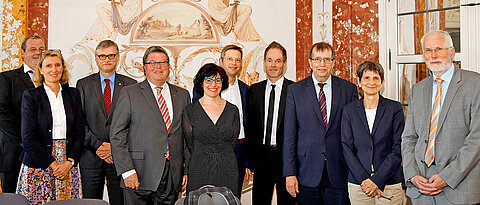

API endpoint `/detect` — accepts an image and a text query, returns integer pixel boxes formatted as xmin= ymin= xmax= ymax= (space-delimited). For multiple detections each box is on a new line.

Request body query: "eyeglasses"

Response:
xmin=97 ymin=53 xmax=118 ymax=60
xmin=309 ymin=57 xmax=334 ymax=64
xmin=224 ymin=57 xmax=242 ymax=63
xmin=424 ymin=47 xmax=451 ymax=54
xmin=144 ymin=61 xmax=169 ymax=66
xmin=204 ymin=77 xmax=223 ymax=84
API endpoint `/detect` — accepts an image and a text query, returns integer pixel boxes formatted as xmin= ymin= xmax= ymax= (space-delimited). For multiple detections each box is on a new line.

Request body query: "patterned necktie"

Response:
xmin=264 ymin=84 xmax=276 ymax=146
xmin=318 ymin=83 xmax=327 ymax=126
xmin=103 ymin=79 xmax=111 ymax=115
xmin=156 ymin=86 xmax=171 ymax=160
xmin=425 ymin=78 xmax=443 ymax=167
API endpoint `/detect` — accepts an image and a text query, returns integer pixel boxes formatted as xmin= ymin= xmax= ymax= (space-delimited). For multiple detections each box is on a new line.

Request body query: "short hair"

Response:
xmin=143 ymin=46 xmax=170 ymax=65
xmin=95 ymin=40 xmax=119 ymax=54
xmin=32 ymin=50 xmax=69 ymax=86
xmin=193 ymin=63 xmax=229 ymax=96
xmin=357 ymin=61 xmax=384 ymax=82
xmin=420 ymin=30 xmax=454 ymax=51
xmin=21 ymin=35 xmax=46 ymax=51
xmin=220 ymin=45 xmax=243 ymax=59
xmin=264 ymin=41 xmax=287 ymax=62
xmin=309 ymin=42 xmax=335 ymax=59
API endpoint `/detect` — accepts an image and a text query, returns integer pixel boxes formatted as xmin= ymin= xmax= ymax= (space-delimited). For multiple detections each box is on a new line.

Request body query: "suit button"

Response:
xmin=321 ymin=152 xmax=325 ymax=155
xmin=369 ymin=146 xmax=372 ymax=150
xmin=425 ymin=140 xmax=428 ymax=143
xmin=164 ymin=153 xmax=167 ymax=157
xmin=48 ymin=130 xmax=52 ymax=132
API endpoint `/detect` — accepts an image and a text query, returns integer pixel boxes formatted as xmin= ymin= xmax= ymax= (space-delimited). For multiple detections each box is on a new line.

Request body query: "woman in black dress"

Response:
xmin=183 ymin=63 xmax=241 ymax=197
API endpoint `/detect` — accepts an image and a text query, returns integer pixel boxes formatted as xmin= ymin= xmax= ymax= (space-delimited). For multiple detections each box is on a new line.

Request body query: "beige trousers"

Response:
xmin=348 ymin=182 xmax=405 ymax=205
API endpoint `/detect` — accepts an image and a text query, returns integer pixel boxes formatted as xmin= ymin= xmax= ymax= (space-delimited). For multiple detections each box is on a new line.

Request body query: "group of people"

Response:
xmin=0 ymin=29 xmax=479 ymax=205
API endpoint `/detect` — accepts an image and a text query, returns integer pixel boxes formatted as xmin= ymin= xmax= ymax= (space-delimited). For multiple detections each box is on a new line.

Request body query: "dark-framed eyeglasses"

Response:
xmin=309 ymin=57 xmax=334 ymax=64
xmin=204 ymin=77 xmax=223 ymax=84
xmin=97 ymin=53 xmax=118 ymax=60
xmin=144 ymin=61 xmax=169 ymax=66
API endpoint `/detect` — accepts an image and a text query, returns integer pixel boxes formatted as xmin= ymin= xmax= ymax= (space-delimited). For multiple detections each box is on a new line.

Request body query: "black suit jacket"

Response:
xmin=20 ymin=84 xmax=85 ymax=169
xmin=76 ymin=73 xmax=137 ymax=168
xmin=246 ymin=78 xmax=294 ymax=171
xmin=0 ymin=66 xmax=35 ymax=172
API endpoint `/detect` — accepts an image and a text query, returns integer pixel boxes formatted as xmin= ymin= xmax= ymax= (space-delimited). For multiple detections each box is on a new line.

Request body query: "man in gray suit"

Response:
xmin=110 ymin=46 xmax=191 ymax=205
xmin=402 ymin=30 xmax=480 ymax=204
xmin=77 ymin=40 xmax=137 ymax=204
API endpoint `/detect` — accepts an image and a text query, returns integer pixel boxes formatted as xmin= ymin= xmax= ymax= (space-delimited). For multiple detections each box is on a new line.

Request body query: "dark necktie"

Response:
xmin=103 ymin=79 xmax=111 ymax=115
xmin=318 ymin=83 xmax=327 ymax=126
xmin=265 ymin=84 xmax=276 ymax=146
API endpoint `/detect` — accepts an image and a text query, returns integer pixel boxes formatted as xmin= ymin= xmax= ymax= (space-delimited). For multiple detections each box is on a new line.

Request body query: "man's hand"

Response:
xmin=361 ymin=179 xmax=379 ymax=197
xmin=286 ymin=176 xmax=299 ymax=197
xmin=96 ymin=142 xmax=113 ymax=163
xmin=182 ymin=175 xmax=188 ymax=191
xmin=428 ymin=174 xmax=447 ymax=194
xmin=410 ymin=175 xmax=441 ymax=195
xmin=244 ymin=168 xmax=253 ymax=183
xmin=124 ymin=173 xmax=140 ymax=190
xmin=53 ymin=161 xmax=73 ymax=180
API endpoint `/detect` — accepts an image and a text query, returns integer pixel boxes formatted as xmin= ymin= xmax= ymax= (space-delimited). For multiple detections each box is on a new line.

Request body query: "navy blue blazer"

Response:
xmin=20 ymin=84 xmax=85 ymax=169
xmin=341 ymin=95 xmax=404 ymax=190
xmin=283 ymin=75 xmax=358 ymax=188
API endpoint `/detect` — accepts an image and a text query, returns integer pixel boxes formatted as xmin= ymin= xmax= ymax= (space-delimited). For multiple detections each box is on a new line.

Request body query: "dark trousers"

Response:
xmin=80 ymin=162 xmax=123 ymax=205
xmin=0 ymin=171 xmax=19 ymax=193
xmin=235 ymin=140 xmax=247 ymax=197
xmin=298 ymin=166 xmax=350 ymax=205
xmin=123 ymin=160 xmax=178 ymax=205
xmin=252 ymin=145 xmax=296 ymax=205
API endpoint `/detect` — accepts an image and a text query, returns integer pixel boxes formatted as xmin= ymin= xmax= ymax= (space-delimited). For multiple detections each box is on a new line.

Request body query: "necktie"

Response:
xmin=156 ymin=86 xmax=171 ymax=160
xmin=425 ymin=78 xmax=443 ymax=167
xmin=26 ymin=70 xmax=33 ymax=80
xmin=264 ymin=84 xmax=276 ymax=146
xmin=318 ymin=83 xmax=327 ymax=126
xmin=103 ymin=79 xmax=111 ymax=115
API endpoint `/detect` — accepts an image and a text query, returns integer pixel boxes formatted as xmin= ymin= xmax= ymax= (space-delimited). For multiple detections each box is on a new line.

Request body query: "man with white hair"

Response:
xmin=402 ymin=30 xmax=480 ymax=204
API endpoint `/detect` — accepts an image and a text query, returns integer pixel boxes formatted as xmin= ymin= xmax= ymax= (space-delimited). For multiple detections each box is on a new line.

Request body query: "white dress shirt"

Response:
xmin=44 ymin=84 xmax=67 ymax=140
xmin=365 ymin=108 xmax=377 ymax=133
xmin=263 ymin=77 xmax=284 ymax=145
xmin=24 ymin=63 xmax=34 ymax=80
xmin=221 ymin=78 xmax=245 ymax=140
xmin=312 ymin=75 xmax=332 ymax=123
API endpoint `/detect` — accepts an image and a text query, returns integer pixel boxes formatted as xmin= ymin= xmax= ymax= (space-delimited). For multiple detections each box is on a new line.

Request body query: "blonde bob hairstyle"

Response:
xmin=32 ymin=50 xmax=69 ymax=87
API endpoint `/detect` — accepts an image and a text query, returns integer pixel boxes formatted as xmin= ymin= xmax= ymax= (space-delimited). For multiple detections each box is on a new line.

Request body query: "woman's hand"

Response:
xmin=53 ymin=161 xmax=73 ymax=180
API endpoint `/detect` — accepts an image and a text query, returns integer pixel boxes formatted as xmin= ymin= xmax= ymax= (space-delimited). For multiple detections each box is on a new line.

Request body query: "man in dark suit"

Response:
xmin=110 ymin=46 xmax=191 ymax=205
xmin=77 ymin=40 xmax=137 ymax=204
xmin=283 ymin=42 xmax=358 ymax=204
xmin=246 ymin=41 xmax=295 ymax=205
xmin=193 ymin=45 xmax=250 ymax=196
xmin=0 ymin=35 xmax=45 ymax=193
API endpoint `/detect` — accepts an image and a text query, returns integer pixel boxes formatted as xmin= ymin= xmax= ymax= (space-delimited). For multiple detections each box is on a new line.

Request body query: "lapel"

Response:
xmin=18 ymin=66 xmax=35 ymax=89
xmin=39 ymin=85 xmax=53 ymax=129
xmin=422 ymin=76 xmax=434 ymax=140
xmin=91 ymin=73 xmax=107 ymax=117
xmin=257 ymin=80 xmax=267 ymax=130
xmin=436 ymin=66 xmax=461 ymax=134
xmin=169 ymin=83 xmax=181 ymax=126
xmin=355 ymin=99 xmax=370 ymax=135
xmin=304 ymin=76 xmax=326 ymax=128
xmin=371 ymin=95 xmax=387 ymax=136
xmin=108 ymin=74 xmax=126 ymax=121
xmin=276 ymin=79 xmax=292 ymax=133
xmin=139 ymin=80 xmax=168 ymax=132
xmin=329 ymin=76 xmax=340 ymax=130
xmin=61 ymin=85 xmax=74 ymax=136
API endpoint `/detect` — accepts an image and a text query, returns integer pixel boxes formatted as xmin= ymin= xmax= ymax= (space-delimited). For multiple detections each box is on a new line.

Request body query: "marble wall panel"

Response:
xmin=26 ymin=0 xmax=48 ymax=44
xmin=296 ymin=0 xmax=313 ymax=81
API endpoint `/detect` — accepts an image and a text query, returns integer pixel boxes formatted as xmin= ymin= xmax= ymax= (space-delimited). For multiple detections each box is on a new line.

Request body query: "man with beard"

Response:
xmin=402 ymin=30 xmax=480 ymax=204
xmin=0 ymin=35 xmax=45 ymax=192
xmin=77 ymin=40 xmax=137 ymax=204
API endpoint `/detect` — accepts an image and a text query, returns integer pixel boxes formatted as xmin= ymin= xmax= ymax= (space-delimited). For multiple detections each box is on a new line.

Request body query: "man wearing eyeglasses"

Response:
xmin=0 ymin=35 xmax=45 ymax=193
xmin=76 ymin=40 xmax=136 ymax=204
xmin=111 ymin=46 xmax=191 ymax=205
xmin=402 ymin=31 xmax=480 ymax=205
xmin=193 ymin=44 xmax=251 ymax=197
xmin=283 ymin=42 xmax=358 ymax=204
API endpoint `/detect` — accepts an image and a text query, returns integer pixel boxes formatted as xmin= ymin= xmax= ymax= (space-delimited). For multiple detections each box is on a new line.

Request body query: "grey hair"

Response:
xmin=421 ymin=30 xmax=454 ymax=50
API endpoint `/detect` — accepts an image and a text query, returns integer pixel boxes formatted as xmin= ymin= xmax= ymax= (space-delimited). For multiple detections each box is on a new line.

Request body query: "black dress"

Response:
xmin=183 ymin=101 xmax=241 ymax=197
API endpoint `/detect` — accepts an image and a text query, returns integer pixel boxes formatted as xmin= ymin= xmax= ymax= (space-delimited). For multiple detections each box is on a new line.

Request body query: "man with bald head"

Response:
xmin=402 ymin=30 xmax=480 ymax=204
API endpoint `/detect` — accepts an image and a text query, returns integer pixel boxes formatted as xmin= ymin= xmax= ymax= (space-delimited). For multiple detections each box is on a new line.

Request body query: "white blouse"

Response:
xmin=44 ymin=84 xmax=67 ymax=140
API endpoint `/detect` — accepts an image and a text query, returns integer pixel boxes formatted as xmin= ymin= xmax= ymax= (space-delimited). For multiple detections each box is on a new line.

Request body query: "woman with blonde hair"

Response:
xmin=16 ymin=50 xmax=84 ymax=204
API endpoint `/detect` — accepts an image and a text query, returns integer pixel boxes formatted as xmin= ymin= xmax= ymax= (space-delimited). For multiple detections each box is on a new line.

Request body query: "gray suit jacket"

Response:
xmin=402 ymin=66 xmax=480 ymax=204
xmin=110 ymin=80 xmax=191 ymax=192
xmin=77 ymin=73 xmax=136 ymax=168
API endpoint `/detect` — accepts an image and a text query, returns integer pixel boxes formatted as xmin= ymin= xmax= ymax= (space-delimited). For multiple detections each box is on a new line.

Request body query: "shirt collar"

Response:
xmin=267 ymin=76 xmax=284 ymax=88
xmin=100 ymin=72 xmax=116 ymax=83
xmin=147 ymin=79 xmax=169 ymax=91
xmin=43 ymin=83 xmax=63 ymax=93
xmin=433 ymin=64 xmax=454 ymax=85
xmin=312 ymin=74 xmax=332 ymax=87
xmin=23 ymin=63 xmax=34 ymax=74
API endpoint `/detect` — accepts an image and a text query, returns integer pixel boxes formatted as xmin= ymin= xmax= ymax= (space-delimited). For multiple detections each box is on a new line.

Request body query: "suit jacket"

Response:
xmin=110 ymin=80 xmax=191 ymax=192
xmin=283 ymin=75 xmax=358 ymax=188
xmin=0 ymin=66 xmax=35 ymax=172
xmin=341 ymin=95 xmax=404 ymax=190
xmin=76 ymin=73 xmax=137 ymax=169
xmin=20 ymin=84 xmax=85 ymax=169
xmin=402 ymin=67 xmax=480 ymax=204
xmin=246 ymin=78 xmax=294 ymax=171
